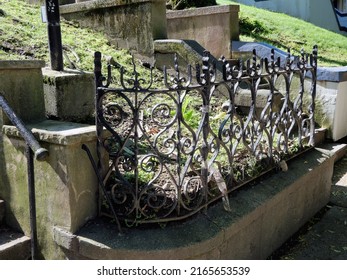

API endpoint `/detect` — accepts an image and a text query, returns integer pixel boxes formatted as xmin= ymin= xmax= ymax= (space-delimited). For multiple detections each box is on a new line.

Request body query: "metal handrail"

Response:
xmin=0 ymin=95 xmax=48 ymax=161
xmin=0 ymin=93 xmax=49 ymax=260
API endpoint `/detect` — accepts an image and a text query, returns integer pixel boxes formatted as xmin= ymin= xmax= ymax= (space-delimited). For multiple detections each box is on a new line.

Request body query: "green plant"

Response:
xmin=166 ymin=0 xmax=217 ymax=10
xmin=216 ymin=0 xmax=347 ymax=66
xmin=181 ymin=95 xmax=201 ymax=129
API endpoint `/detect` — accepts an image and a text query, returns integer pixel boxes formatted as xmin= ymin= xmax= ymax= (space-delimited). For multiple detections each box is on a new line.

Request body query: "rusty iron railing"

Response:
xmin=86 ymin=46 xmax=317 ymax=227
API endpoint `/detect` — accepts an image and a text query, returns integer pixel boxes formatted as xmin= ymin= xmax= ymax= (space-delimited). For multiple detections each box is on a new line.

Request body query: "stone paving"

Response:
xmin=271 ymin=148 xmax=347 ymax=260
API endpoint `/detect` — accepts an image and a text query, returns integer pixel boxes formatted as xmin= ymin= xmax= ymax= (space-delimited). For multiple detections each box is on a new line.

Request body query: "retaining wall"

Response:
xmin=166 ymin=5 xmax=240 ymax=59
xmin=59 ymin=0 xmax=167 ymax=55
xmin=53 ymin=144 xmax=336 ymax=259
xmin=0 ymin=120 xmax=98 ymax=259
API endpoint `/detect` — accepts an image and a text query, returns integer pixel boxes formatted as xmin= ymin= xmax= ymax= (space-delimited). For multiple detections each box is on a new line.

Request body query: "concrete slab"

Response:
xmin=0 ymin=228 xmax=31 ymax=260
xmin=276 ymin=206 xmax=347 ymax=260
xmin=331 ymin=185 xmax=347 ymax=208
xmin=271 ymin=143 xmax=347 ymax=259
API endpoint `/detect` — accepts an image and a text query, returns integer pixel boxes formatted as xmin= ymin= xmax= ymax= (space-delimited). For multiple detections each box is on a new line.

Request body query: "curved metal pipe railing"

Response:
xmin=0 ymin=93 xmax=49 ymax=260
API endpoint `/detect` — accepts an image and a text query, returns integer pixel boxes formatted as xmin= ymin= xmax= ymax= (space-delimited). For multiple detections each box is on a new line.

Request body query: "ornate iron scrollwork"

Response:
xmin=89 ymin=46 xmax=318 ymax=225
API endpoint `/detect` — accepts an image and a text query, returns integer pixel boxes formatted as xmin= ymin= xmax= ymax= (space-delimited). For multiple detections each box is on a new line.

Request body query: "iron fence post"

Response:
xmin=45 ymin=0 xmax=64 ymax=71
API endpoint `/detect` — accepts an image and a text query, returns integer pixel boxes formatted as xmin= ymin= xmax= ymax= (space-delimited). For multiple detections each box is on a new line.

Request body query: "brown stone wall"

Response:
xmin=166 ymin=5 xmax=240 ymax=59
xmin=60 ymin=0 xmax=167 ymax=55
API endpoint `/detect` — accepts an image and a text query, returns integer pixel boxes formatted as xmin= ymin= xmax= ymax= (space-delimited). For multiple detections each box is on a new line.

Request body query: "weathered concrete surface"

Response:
xmin=315 ymin=67 xmax=347 ymax=141
xmin=54 ymin=146 xmax=335 ymax=259
xmin=42 ymin=68 xmax=95 ymax=122
xmin=60 ymin=0 xmax=167 ymax=55
xmin=0 ymin=232 xmax=31 ymax=260
xmin=0 ymin=60 xmax=46 ymax=125
xmin=167 ymin=5 xmax=240 ymax=59
xmin=154 ymin=39 xmax=223 ymax=75
xmin=270 ymin=143 xmax=347 ymax=260
xmin=0 ymin=120 xmax=98 ymax=259
xmin=232 ymin=41 xmax=289 ymax=65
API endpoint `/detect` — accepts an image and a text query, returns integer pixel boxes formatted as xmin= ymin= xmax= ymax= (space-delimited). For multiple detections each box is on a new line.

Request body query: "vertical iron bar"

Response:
xmin=26 ymin=145 xmax=38 ymax=260
xmin=45 ymin=0 xmax=64 ymax=71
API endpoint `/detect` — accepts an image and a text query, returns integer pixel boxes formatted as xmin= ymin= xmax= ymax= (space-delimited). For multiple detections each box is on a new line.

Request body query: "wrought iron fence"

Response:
xmin=91 ymin=46 xmax=318 ymax=226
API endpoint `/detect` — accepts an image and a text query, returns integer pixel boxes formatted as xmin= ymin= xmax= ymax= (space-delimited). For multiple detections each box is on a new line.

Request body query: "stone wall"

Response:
xmin=0 ymin=120 xmax=98 ymax=259
xmin=0 ymin=60 xmax=99 ymax=259
xmin=316 ymin=67 xmax=347 ymax=141
xmin=166 ymin=5 xmax=240 ymax=59
xmin=42 ymin=68 xmax=95 ymax=122
xmin=0 ymin=61 xmax=46 ymax=125
xmin=53 ymin=144 xmax=336 ymax=259
xmin=59 ymin=0 xmax=167 ymax=55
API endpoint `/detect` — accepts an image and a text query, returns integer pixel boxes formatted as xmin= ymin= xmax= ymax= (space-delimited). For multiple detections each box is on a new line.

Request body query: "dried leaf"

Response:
xmin=279 ymin=160 xmax=288 ymax=172
xmin=209 ymin=166 xmax=232 ymax=212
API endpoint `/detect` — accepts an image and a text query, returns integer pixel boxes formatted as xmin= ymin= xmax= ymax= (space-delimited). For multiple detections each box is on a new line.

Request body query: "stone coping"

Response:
xmin=42 ymin=67 xmax=92 ymax=78
xmin=154 ymin=39 xmax=205 ymax=59
xmin=53 ymin=144 xmax=342 ymax=259
xmin=154 ymin=39 xmax=223 ymax=71
xmin=2 ymin=120 xmax=96 ymax=146
xmin=317 ymin=67 xmax=347 ymax=82
xmin=233 ymin=41 xmax=347 ymax=82
xmin=0 ymin=60 xmax=45 ymax=70
xmin=232 ymin=41 xmax=289 ymax=67
xmin=60 ymin=0 xmax=154 ymax=14
xmin=166 ymin=4 xmax=240 ymax=19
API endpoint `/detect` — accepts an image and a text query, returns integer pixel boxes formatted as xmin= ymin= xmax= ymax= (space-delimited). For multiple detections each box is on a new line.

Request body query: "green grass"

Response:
xmin=0 ymin=0 xmax=133 ymax=71
xmin=217 ymin=0 xmax=347 ymax=66
xmin=1 ymin=0 xmax=346 ymax=67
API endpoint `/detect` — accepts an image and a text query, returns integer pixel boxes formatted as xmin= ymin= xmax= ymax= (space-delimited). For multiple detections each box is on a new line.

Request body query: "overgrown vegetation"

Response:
xmin=166 ymin=0 xmax=217 ymax=10
xmin=0 ymin=0 xmax=133 ymax=71
xmin=1 ymin=0 xmax=346 ymax=68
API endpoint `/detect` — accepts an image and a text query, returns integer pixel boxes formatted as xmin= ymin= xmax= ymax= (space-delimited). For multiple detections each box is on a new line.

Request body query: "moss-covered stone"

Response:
xmin=0 ymin=120 xmax=98 ymax=259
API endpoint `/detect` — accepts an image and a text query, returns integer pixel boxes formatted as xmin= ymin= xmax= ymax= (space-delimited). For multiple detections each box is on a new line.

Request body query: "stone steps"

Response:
xmin=0 ymin=228 xmax=31 ymax=260
xmin=0 ymin=199 xmax=31 ymax=260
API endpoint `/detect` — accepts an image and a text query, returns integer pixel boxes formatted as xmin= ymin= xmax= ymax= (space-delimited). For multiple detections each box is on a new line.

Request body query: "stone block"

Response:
xmin=0 ymin=235 xmax=31 ymax=260
xmin=315 ymin=67 xmax=347 ymax=141
xmin=154 ymin=39 xmax=223 ymax=74
xmin=0 ymin=120 xmax=98 ymax=259
xmin=167 ymin=5 xmax=240 ymax=59
xmin=0 ymin=60 xmax=46 ymax=125
xmin=42 ymin=68 xmax=95 ymax=122
xmin=234 ymin=88 xmax=283 ymax=116
xmin=60 ymin=0 xmax=167 ymax=55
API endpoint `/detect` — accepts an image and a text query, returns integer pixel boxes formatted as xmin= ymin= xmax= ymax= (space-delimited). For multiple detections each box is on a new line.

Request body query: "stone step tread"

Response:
xmin=0 ymin=227 xmax=31 ymax=260
xmin=0 ymin=200 xmax=4 ymax=226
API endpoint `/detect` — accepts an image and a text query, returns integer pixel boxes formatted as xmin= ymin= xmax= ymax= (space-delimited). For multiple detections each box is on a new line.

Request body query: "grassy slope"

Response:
xmin=0 ymin=0 xmax=346 ymax=67
xmin=0 ymin=0 xmax=133 ymax=71
xmin=217 ymin=0 xmax=347 ymax=66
